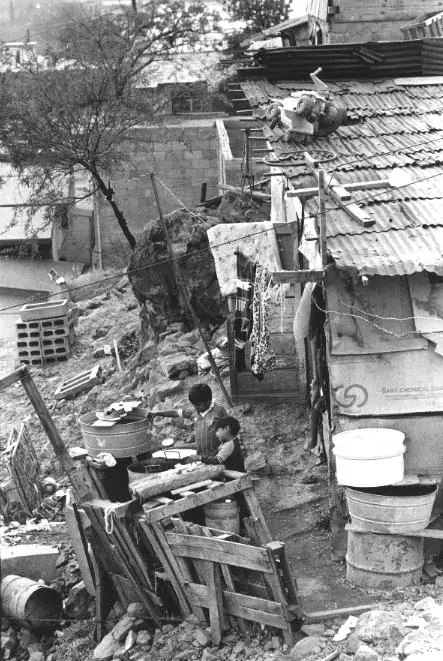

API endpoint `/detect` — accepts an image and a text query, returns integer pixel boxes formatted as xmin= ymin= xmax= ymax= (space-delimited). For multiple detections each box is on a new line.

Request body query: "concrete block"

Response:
xmin=1 ymin=544 xmax=60 ymax=581
xmin=20 ymin=300 xmax=70 ymax=322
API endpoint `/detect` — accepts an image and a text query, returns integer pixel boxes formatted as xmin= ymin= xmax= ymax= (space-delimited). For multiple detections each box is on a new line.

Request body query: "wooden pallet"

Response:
xmin=55 ymin=365 xmax=102 ymax=400
xmin=162 ymin=519 xmax=301 ymax=646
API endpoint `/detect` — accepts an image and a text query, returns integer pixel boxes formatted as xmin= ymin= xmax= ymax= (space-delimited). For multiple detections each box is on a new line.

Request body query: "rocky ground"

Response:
xmin=2 ymin=266 xmax=443 ymax=661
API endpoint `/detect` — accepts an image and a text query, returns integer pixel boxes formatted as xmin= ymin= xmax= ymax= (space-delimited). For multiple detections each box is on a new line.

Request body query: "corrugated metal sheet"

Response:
xmin=239 ymin=67 xmax=443 ymax=275
xmin=328 ymin=227 xmax=443 ymax=276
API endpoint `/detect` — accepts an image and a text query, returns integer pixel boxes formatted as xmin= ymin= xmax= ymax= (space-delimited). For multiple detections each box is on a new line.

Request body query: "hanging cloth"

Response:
xmin=234 ymin=252 xmax=256 ymax=371
xmin=250 ymin=265 xmax=277 ymax=381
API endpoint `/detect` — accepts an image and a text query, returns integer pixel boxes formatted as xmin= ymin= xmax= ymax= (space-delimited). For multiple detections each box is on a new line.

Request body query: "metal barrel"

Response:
xmin=345 ymin=484 xmax=437 ymax=534
xmin=78 ymin=408 xmax=153 ymax=458
xmin=1 ymin=575 xmax=63 ymax=630
xmin=346 ymin=529 xmax=424 ymax=590
xmin=204 ymin=499 xmax=240 ymax=535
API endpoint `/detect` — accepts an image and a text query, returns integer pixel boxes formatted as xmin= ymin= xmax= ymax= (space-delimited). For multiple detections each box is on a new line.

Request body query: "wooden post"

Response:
xmin=150 ymin=173 xmax=233 ymax=409
xmin=317 ymin=169 xmax=328 ymax=269
xmin=18 ymin=367 xmax=96 ymax=502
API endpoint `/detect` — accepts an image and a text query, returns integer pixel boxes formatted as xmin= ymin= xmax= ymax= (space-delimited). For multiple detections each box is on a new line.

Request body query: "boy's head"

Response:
xmin=188 ymin=383 xmax=213 ymax=414
xmin=215 ymin=416 xmax=240 ymax=442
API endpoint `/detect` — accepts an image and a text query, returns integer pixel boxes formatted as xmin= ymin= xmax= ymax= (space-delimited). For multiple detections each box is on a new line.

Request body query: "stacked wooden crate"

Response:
xmin=16 ymin=300 xmax=77 ymax=366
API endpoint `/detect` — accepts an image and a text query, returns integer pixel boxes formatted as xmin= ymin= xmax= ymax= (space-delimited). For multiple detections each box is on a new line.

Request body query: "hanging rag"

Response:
xmin=207 ymin=222 xmax=282 ymax=297
xmin=234 ymin=252 xmax=256 ymax=371
xmin=306 ymin=284 xmax=329 ymax=458
xmin=250 ymin=265 xmax=277 ymax=381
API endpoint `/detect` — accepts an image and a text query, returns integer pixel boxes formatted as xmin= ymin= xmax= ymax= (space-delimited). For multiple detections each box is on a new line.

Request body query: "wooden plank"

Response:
xmin=167 ymin=544 xmax=272 ymax=574
xmin=165 ymin=532 xmax=271 ymax=567
xmin=171 ymin=480 xmax=213 ymax=495
xmin=344 ymin=179 xmax=391 ymax=191
xmin=136 ymin=517 xmax=191 ymax=618
xmin=272 ymin=269 xmax=323 ymax=285
xmin=304 ymin=602 xmax=392 ymax=623
xmin=242 ymin=488 xmax=273 ymax=544
xmin=339 ymin=201 xmax=375 ymax=228
xmin=130 ymin=465 xmax=224 ymax=501
xmin=200 ymin=526 xmax=248 ymax=635
xmin=143 ymin=474 xmax=253 ymax=523
xmin=287 ymin=187 xmax=319 ymax=198
xmin=264 ymin=543 xmax=294 ymax=645
xmin=187 ymin=583 xmax=288 ymax=629
xmin=318 ymin=170 xmax=328 ymax=269
xmin=0 ymin=365 xmax=27 ymax=391
xmin=206 ymin=561 xmax=224 ymax=645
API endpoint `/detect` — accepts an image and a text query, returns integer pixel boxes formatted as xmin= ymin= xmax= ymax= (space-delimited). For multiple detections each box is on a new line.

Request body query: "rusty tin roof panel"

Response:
xmin=240 ymin=76 xmax=443 ymax=274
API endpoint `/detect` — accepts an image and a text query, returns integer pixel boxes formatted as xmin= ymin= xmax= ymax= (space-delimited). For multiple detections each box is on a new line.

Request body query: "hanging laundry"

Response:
xmin=250 ymin=265 xmax=277 ymax=381
xmin=234 ymin=253 xmax=256 ymax=371
xmin=207 ymin=222 xmax=282 ymax=297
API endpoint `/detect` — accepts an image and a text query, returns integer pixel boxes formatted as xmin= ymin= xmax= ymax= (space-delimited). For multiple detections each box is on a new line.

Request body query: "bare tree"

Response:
xmin=0 ymin=1 xmax=213 ymax=249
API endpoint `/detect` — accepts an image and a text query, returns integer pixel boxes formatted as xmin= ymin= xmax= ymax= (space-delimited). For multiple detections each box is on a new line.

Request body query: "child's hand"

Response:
xmin=201 ymin=455 xmax=220 ymax=465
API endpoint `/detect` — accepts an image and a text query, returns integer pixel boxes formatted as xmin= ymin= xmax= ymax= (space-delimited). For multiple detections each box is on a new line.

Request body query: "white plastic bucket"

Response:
xmin=332 ymin=428 xmax=405 ymax=487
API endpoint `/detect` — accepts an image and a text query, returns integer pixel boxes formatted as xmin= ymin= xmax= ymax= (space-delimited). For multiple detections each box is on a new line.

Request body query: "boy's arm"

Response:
xmin=150 ymin=408 xmax=194 ymax=419
xmin=201 ymin=441 xmax=234 ymax=465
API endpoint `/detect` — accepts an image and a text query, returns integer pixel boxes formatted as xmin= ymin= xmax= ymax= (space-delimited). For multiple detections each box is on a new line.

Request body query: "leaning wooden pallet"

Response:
xmin=161 ymin=520 xmax=301 ymax=646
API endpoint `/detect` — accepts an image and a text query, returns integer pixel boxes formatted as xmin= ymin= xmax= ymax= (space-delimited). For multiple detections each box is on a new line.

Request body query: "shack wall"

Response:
xmin=326 ymin=268 xmax=443 ymax=475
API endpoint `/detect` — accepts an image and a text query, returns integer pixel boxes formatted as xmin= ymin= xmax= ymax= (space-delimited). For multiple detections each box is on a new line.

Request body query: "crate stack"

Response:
xmin=16 ymin=300 xmax=78 ymax=366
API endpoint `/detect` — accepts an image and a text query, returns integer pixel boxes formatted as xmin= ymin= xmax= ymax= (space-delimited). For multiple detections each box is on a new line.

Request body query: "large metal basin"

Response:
xmin=79 ymin=408 xmax=153 ymax=458
xmin=346 ymin=484 xmax=437 ymax=534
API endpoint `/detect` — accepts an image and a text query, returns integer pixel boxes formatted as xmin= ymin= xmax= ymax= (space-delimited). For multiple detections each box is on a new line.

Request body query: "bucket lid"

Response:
xmin=333 ymin=438 xmax=405 ymax=460
xmin=333 ymin=428 xmax=404 ymax=450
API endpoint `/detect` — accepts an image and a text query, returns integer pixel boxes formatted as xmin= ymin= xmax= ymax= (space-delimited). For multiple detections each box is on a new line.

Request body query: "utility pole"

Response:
xmin=150 ymin=173 xmax=233 ymax=409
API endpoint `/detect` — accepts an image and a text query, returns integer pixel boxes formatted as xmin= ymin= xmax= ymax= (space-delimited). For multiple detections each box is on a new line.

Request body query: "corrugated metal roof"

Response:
xmin=329 ymin=227 xmax=443 ymax=276
xmin=239 ymin=70 xmax=443 ymax=275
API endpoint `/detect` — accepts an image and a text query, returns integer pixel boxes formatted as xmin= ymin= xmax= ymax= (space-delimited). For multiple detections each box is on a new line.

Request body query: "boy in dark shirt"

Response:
xmin=200 ymin=416 xmax=246 ymax=473
xmin=150 ymin=383 xmax=227 ymax=457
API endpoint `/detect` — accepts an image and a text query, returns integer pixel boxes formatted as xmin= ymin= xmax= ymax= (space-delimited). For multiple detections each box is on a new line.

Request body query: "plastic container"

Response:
xmin=345 ymin=484 xmax=437 ymax=534
xmin=1 ymin=575 xmax=63 ymax=630
xmin=204 ymin=499 xmax=240 ymax=535
xmin=78 ymin=408 xmax=153 ymax=458
xmin=333 ymin=428 xmax=405 ymax=487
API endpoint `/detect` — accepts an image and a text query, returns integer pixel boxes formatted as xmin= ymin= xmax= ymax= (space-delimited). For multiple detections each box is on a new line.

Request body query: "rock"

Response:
xmin=18 ymin=629 xmax=37 ymax=650
xmin=194 ymin=629 xmax=211 ymax=647
xmin=415 ymin=597 xmax=438 ymax=611
xmin=300 ymin=623 xmax=325 ymax=637
xmin=160 ymin=354 xmax=197 ymax=380
xmin=344 ymin=633 xmax=361 ymax=655
xmin=64 ymin=581 xmax=92 ymax=620
xmin=434 ymin=575 xmax=443 ymax=588
xmin=110 ymin=615 xmax=135 ymax=642
xmin=185 ymin=614 xmax=200 ymax=625
xmin=233 ymin=641 xmax=246 ymax=655
xmin=138 ymin=341 xmax=158 ymax=365
xmin=1 ymin=633 xmax=17 ymax=653
xmin=324 ymin=629 xmax=336 ymax=637
xmin=289 ymin=636 xmax=325 ymax=659
xmin=126 ymin=603 xmax=145 ymax=618
xmin=244 ymin=451 xmax=269 ymax=474
xmin=93 ymin=632 xmax=122 ymax=660
xmin=28 ymin=653 xmax=44 ymax=661
xmin=201 ymin=649 xmax=218 ymax=661
xmin=354 ymin=609 xmax=406 ymax=644
xmin=124 ymin=630 xmax=137 ymax=652
xmin=156 ymin=381 xmax=184 ymax=400
xmin=406 ymin=655 xmax=443 ymax=661
xmin=354 ymin=644 xmax=380 ymax=661
xmin=162 ymin=624 xmax=174 ymax=634
xmin=135 ymin=630 xmax=151 ymax=646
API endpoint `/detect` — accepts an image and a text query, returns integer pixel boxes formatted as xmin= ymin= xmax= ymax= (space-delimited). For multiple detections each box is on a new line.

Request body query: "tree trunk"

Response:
xmin=90 ymin=168 xmax=137 ymax=250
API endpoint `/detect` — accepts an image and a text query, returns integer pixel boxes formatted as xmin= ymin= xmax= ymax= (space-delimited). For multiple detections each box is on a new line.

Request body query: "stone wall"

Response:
xmin=97 ymin=120 xmax=219 ymax=266
xmin=329 ymin=0 xmax=443 ymax=42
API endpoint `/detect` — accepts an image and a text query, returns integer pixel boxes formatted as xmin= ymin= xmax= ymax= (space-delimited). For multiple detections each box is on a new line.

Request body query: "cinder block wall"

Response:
xmin=329 ymin=0 xmax=443 ymax=42
xmin=98 ymin=121 xmax=219 ymax=266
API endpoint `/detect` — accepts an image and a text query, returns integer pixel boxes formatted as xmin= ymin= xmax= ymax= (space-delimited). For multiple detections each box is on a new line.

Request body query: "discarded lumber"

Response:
xmin=55 ymin=365 xmax=102 ymax=400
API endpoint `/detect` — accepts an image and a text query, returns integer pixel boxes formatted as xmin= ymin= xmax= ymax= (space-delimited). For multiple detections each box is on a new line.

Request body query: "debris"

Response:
xmin=354 ymin=643 xmax=380 ymax=661
xmin=1 ymin=545 xmax=60 ymax=582
xmin=194 ymin=628 xmax=211 ymax=647
xmin=333 ymin=615 xmax=358 ymax=641
xmin=301 ymin=623 xmax=326 ymax=636
xmin=160 ymin=353 xmax=197 ymax=380
xmin=289 ymin=635 xmax=326 ymax=659
xmin=64 ymin=581 xmax=93 ymax=620
xmin=54 ymin=365 xmax=103 ymax=400
xmin=244 ymin=450 xmax=269 ymax=474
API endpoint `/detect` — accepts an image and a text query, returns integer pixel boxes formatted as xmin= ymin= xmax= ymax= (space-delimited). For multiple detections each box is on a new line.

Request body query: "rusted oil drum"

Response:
xmin=1 ymin=575 xmax=63 ymax=630
xmin=78 ymin=408 xmax=153 ymax=458
xmin=346 ymin=528 xmax=424 ymax=590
